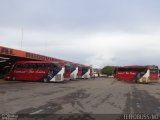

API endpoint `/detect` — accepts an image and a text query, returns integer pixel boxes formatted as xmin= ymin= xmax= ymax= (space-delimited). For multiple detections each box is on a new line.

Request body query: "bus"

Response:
xmin=5 ymin=61 xmax=62 ymax=82
xmin=114 ymin=65 xmax=159 ymax=83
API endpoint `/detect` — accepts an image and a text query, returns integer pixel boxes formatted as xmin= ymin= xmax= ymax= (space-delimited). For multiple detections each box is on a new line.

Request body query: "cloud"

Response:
xmin=1 ymin=26 xmax=160 ymax=68
xmin=84 ymin=32 xmax=160 ymax=67
xmin=1 ymin=0 xmax=160 ymax=67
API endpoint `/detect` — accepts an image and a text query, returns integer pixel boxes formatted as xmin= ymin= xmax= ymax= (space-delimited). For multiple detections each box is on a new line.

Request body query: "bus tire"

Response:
xmin=43 ymin=78 xmax=49 ymax=83
xmin=12 ymin=77 xmax=16 ymax=81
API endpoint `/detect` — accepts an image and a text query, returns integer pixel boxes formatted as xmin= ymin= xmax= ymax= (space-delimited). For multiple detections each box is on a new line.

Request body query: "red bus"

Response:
xmin=114 ymin=65 xmax=159 ymax=83
xmin=5 ymin=61 xmax=62 ymax=82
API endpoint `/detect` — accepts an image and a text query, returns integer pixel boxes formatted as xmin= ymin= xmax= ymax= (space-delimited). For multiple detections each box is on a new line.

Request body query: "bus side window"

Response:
xmin=37 ymin=64 xmax=42 ymax=69
xmin=65 ymin=65 xmax=70 ymax=72
xmin=46 ymin=63 xmax=50 ymax=69
xmin=42 ymin=64 xmax=45 ymax=69
xmin=23 ymin=64 xmax=28 ymax=68
xmin=35 ymin=64 xmax=38 ymax=69
xmin=28 ymin=64 xmax=33 ymax=69
xmin=32 ymin=64 xmax=37 ymax=69
xmin=50 ymin=63 xmax=54 ymax=68
xmin=27 ymin=64 xmax=30 ymax=69
xmin=15 ymin=64 xmax=23 ymax=69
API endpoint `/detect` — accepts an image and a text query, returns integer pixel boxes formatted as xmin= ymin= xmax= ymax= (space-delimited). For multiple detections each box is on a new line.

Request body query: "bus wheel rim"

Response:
xmin=12 ymin=77 xmax=16 ymax=80
xmin=43 ymin=78 xmax=48 ymax=82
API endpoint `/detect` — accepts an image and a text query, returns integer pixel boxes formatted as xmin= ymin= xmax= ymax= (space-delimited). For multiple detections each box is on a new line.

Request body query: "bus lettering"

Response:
xmin=14 ymin=70 xmax=26 ymax=74
xmin=29 ymin=70 xmax=34 ymax=73
xmin=35 ymin=70 xmax=46 ymax=74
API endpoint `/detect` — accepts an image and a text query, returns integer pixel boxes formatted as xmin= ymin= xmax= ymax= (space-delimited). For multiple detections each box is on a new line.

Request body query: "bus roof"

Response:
xmin=124 ymin=65 xmax=146 ymax=68
xmin=116 ymin=65 xmax=146 ymax=69
xmin=116 ymin=65 xmax=158 ymax=69
xmin=14 ymin=61 xmax=58 ymax=64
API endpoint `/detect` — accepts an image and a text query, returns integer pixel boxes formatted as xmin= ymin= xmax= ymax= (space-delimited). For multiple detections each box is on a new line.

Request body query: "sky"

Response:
xmin=0 ymin=0 xmax=160 ymax=68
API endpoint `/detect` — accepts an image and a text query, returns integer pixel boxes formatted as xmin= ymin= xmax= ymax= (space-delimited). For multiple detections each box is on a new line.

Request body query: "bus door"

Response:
xmin=63 ymin=64 xmax=71 ymax=80
xmin=77 ymin=66 xmax=82 ymax=79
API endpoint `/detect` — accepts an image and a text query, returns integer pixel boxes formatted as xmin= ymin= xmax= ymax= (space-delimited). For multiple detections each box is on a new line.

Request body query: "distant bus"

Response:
xmin=5 ymin=61 xmax=61 ymax=82
xmin=82 ymin=67 xmax=92 ymax=79
xmin=114 ymin=65 xmax=159 ymax=83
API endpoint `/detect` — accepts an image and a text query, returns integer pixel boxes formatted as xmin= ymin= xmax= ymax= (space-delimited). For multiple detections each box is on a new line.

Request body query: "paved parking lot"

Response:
xmin=0 ymin=78 xmax=160 ymax=120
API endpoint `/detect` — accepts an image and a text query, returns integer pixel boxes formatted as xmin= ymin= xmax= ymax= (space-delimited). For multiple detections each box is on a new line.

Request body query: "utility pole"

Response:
xmin=21 ymin=26 xmax=23 ymax=49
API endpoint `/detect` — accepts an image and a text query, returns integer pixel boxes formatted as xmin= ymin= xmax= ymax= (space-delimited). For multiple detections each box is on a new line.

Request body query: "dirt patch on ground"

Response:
xmin=17 ymin=89 xmax=90 ymax=114
xmin=0 ymin=91 xmax=6 ymax=94
xmin=92 ymin=94 xmax=113 ymax=108
xmin=123 ymin=86 xmax=160 ymax=114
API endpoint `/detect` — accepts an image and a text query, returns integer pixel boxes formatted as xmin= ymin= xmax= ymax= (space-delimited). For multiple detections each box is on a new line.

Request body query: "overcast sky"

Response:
xmin=0 ymin=0 xmax=160 ymax=67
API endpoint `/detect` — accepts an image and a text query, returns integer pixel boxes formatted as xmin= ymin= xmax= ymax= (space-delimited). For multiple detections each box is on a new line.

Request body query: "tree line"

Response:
xmin=101 ymin=66 xmax=115 ymax=76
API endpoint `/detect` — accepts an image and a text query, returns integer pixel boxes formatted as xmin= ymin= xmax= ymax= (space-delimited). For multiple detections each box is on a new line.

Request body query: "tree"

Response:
xmin=101 ymin=66 xmax=115 ymax=76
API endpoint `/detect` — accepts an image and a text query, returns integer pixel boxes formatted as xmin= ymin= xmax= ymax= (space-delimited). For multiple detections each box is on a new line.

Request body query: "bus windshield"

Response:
xmin=65 ymin=65 xmax=71 ymax=72
xmin=70 ymin=64 xmax=76 ymax=73
xmin=82 ymin=68 xmax=88 ymax=75
xmin=149 ymin=66 xmax=158 ymax=74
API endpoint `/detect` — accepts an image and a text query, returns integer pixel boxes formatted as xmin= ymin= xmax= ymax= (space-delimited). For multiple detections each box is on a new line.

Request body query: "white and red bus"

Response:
xmin=77 ymin=65 xmax=93 ymax=79
xmin=5 ymin=61 xmax=62 ymax=82
xmin=114 ymin=65 xmax=159 ymax=83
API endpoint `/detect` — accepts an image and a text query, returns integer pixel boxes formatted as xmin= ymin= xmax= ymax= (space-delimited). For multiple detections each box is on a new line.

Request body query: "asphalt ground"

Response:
xmin=0 ymin=78 xmax=160 ymax=120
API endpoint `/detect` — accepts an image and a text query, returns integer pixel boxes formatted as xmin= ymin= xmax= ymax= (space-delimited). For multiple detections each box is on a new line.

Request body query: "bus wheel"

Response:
xmin=43 ymin=78 xmax=49 ymax=83
xmin=12 ymin=77 xmax=16 ymax=81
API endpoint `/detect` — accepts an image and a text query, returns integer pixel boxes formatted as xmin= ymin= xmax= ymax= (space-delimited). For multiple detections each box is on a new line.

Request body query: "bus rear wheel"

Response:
xmin=12 ymin=77 xmax=16 ymax=81
xmin=43 ymin=78 xmax=49 ymax=83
